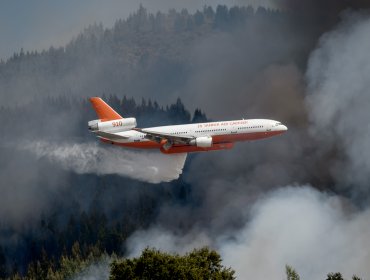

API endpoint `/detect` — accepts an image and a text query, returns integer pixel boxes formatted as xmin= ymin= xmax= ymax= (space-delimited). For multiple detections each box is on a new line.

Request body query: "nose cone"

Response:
xmin=271 ymin=122 xmax=288 ymax=134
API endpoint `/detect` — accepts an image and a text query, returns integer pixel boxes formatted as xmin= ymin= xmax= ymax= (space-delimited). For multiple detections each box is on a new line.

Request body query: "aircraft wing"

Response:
xmin=94 ymin=131 xmax=130 ymax=140
xmin=134 ymin=128 xmax=194 ymax=144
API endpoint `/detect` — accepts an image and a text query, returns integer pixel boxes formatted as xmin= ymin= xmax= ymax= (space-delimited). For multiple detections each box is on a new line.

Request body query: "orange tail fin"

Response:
xmin=89 ymin=97 xmax=123 ymax=121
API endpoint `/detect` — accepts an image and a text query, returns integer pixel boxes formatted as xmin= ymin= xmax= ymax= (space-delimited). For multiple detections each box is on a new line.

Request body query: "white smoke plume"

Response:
xmin=126 ymin=228 xmax=212 ymax=258
xmin=26 ymin=141 xmax=187 ymax=184
xmin=125 ymin=186 xmax=370 ymax=280
xmin=220 ymin=186 xmax=370 ymax=280
xmin=71 ymin=258 xmax=111 ymax=280
xmin=306 ymin=12 xmax=370 ymax=189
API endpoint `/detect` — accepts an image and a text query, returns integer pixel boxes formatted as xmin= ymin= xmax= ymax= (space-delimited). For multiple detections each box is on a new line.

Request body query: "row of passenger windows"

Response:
xmin=195 ymin=129 xmax=227 ymax=133
xmin=238 ymin=126 xmax=263 ymax=130
xmin=172 ymin=126 xmax=263 ymax=134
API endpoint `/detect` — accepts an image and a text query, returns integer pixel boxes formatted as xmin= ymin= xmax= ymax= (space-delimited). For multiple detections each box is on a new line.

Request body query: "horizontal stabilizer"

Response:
xmin=94 ymin=131 xmax=130 ymax=140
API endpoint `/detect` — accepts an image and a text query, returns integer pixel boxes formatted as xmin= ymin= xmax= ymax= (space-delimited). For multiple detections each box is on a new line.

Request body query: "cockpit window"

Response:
xmin=275 ymin=122 xmax=282 ymax=126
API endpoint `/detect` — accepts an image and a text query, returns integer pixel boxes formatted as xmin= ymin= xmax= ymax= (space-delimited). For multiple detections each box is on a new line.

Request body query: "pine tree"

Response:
xmin=326 ymin=272 xmax=344 ymax=280
xmin=286 ymin=265 xmax=300 ymax=280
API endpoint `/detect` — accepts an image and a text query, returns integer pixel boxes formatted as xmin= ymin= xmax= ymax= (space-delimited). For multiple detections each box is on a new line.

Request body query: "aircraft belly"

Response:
xmin=160 ymin=143 xmax=234 ymax=154
xmin=113 ymin=140 xmax=161 ymax=149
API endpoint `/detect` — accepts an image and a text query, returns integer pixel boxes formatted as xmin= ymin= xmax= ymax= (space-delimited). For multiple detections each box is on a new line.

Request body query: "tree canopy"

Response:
xmin=110 ymin=247 xmax=235 ymax=280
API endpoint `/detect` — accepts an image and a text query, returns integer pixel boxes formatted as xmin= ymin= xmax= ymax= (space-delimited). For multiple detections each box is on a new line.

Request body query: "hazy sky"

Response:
xmin=0 ymin=0 xmax=275 ymax=61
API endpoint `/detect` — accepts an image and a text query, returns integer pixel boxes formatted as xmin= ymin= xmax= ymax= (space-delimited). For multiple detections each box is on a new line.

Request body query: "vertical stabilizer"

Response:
xmin=89 ymin=97 xmax=123 ymax=121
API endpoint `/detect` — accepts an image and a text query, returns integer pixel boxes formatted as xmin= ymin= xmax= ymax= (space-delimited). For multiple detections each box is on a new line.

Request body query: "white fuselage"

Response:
xmin=112 ymin=119 xmax=287 ymax=144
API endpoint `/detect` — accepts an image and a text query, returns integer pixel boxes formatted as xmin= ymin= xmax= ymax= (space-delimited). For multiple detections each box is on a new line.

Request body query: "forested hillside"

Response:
xmin=1 ymin=3 xmax=370 ymax=279
xmin=0 ymin=5 xmax=308 ymax=113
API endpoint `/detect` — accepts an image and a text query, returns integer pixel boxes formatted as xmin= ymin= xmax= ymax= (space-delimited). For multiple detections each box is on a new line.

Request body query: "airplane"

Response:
xmin=88 ymin=97 xmax=288 ymax=154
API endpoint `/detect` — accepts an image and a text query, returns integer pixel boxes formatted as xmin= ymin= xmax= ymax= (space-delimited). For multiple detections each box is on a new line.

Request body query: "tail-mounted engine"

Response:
xmin=88 ymin=118 xmax=137 ymax=133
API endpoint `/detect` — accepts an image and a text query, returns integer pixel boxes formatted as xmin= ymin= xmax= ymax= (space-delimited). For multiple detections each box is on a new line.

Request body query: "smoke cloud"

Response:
xmin=126 ymin=228 xmax=213 ymax=258
xmin=182 ymin=23 xmax=307 ymax=120
xmin=25 ymin=141 xmax=187 ymax=184
xmin=71 ymin=257 xmax=111 ymax=280
xmin=126 ymin=186 xmax=370 ymax=279
xmin=220 ymin=186 xmax=370 ymax=280
xmin=306 ymin=12 xmax=370 ymax=194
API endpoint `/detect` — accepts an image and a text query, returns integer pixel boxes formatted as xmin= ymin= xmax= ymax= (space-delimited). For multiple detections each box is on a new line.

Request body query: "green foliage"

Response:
xmin=286 ymin=266 xmax=362 ymax=280
xmin=10 ymin=242 xmax=109 ymax=280
xmin=110 ymin=247 xmax=235 ymax=280
xmin=326 ymin=272 xmax=344 ymax=280
xmin=286 ymin=265 xmax=300 ymax=280
xmin=326 ymin=273 xmax=362 ymax=280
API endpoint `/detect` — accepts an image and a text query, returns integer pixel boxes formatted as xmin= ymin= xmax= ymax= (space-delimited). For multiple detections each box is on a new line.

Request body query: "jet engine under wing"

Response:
xmin=94 ymin=131 xmax=130 ymax=141
xmin=134 ymin=128 xmax=194 ymax=144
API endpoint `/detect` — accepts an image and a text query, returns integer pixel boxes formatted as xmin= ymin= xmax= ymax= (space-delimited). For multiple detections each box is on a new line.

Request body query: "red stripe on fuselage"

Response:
xmin=160 ymin=142 xmax=234 ymax=154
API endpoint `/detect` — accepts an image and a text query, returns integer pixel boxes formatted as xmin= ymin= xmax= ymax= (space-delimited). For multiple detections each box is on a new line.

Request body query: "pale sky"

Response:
xmin=0 ymin=0 xmax=276 ymax=60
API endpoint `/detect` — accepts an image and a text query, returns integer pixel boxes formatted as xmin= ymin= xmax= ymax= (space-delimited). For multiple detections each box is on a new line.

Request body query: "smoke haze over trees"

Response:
xmin=1 ymin=3 xmax=370 ymax=279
